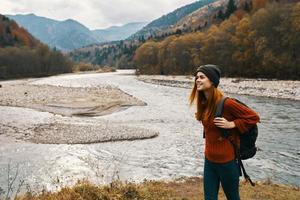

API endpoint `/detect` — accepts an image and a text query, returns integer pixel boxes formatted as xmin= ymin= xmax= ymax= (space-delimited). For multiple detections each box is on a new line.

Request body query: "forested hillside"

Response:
xmin=0 ymin=15 xmax=39 ymax=47
xmin=0 ymin=14 xmax=73 ymax=79
xmin=134 ymin=0 xmax=300 ymax=79
xmin=69 ymin=40 xmax=140 ymax=69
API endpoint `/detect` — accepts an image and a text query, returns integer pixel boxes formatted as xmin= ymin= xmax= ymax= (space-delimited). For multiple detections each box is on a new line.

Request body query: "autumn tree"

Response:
xmin=134 ymin=41 xmax=159 ymax=74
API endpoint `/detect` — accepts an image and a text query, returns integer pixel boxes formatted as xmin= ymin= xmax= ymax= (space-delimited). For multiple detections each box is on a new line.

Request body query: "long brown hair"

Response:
xmin=189 ymin=80 xmax=223 ymax=121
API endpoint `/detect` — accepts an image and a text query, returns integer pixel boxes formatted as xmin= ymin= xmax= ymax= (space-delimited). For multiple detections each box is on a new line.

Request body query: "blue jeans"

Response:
xmin=204 ymin=158 xmax=240 ymax=200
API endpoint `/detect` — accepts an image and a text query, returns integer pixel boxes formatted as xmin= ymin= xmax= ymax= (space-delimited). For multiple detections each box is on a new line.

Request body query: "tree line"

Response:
xmin=134 ymin=1 xmax=300 ymax=80
xmin=0 ymin=45 xmax=73 ymax=79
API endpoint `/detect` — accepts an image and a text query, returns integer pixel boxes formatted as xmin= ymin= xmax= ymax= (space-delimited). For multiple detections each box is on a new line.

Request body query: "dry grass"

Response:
xmin=96 ymin=66 xmax=116 ymax=73
xmin=72 ymin=62 xmax=116 ymax=73
xmin=12 ymin=177 xmax=300 ymax=200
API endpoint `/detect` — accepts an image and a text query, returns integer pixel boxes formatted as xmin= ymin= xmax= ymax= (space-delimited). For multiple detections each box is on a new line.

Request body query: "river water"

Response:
xmin=0 ymin=70 xmax=299 ymax=192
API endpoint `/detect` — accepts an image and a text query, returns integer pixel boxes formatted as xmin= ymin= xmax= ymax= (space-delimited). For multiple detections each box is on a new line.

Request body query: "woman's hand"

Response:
xmin=213 ymin=117 xmax=235 ymax=129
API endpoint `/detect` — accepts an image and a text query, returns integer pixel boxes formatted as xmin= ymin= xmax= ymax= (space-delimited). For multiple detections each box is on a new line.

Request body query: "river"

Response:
xmin=0 ymin=70 xmax=299 ymax=193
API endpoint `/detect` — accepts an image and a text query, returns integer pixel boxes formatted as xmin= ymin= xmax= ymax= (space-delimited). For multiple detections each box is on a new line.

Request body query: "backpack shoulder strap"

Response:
xmin=215 ymin=96 xmax=228 ymax=118
xmin=215 ymin=96 xmax=230 ymax=138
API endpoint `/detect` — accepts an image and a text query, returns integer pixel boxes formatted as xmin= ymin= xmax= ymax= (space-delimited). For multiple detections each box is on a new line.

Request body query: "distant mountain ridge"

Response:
xmin=6 ymin=14 xmax=100 ymax=51
xmin=6 ymin=14 xmax=148 ymax=51
xmin=92 ymin=22 xmax=148 ymax=42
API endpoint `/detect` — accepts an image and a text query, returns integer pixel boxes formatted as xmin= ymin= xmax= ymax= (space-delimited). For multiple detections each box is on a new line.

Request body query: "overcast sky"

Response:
xmin=1 ymin=0 xmax=196 ymax=30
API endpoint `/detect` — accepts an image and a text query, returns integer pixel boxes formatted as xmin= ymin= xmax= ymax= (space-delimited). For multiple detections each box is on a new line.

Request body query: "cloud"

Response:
xmin=1 ymin=0 xmax=196 ymax=29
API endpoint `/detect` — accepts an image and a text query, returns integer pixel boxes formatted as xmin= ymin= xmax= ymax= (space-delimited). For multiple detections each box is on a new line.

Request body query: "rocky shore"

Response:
xmin=137 ymin=75 xmax=300 ymax=101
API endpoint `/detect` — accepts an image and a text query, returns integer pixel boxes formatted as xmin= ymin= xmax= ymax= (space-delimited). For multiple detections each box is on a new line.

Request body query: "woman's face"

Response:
xmin=195 ymin=72 xmax=213 ymax=91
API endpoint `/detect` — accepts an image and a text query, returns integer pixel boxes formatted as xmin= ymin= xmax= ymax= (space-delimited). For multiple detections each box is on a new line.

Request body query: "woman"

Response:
xmin=189 ymin=64 xmax=260 ymax=200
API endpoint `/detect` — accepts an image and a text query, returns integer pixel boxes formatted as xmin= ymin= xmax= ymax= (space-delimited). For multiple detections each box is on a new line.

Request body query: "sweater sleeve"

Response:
xmin=224 ymin=98 xmax=260 ymax=134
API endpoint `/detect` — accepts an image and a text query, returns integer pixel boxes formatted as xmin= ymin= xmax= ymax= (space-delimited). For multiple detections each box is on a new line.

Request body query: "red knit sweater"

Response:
xmin=202 ymin=98 xmax=260 ymax=163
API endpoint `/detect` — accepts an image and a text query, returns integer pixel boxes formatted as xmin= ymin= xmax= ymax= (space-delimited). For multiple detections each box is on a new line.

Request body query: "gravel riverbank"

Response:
xmin=137 ymin=75 xmax=300 ymax=101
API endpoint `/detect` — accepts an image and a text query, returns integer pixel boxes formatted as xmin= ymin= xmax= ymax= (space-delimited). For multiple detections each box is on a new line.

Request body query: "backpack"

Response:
xmin=215 ymin=96 xmax=259 ymax=186
xmin=215 ymin=96 xmax=258 ymax=160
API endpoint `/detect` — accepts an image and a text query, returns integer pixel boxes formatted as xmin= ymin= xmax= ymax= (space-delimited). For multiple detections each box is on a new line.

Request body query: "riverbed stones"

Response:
xmin=29 ymin=123 xmax=159 ymax=144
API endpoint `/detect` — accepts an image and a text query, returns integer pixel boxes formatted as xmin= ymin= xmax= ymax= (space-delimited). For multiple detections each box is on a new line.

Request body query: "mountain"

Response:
xmin=92 ymin=22 xmax=148 ymax=42
xmin=129 ymin=0 xmax=217 ymax=39
xmin=5 ymin=14 xmax=101 ymax=51
xmin=5 ymin=14 xmax=148 ymax=51
xmin=68 ymin=0 xmax=227 ymax=68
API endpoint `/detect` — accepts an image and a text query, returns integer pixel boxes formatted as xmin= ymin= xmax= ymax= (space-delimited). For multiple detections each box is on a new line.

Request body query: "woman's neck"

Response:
xmin=203 ymin=89 xmax=213 ymax=100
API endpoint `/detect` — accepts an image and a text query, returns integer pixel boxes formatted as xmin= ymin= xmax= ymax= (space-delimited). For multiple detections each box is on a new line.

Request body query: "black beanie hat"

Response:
xmin=195 ymin=64 xmax=221 ymax=87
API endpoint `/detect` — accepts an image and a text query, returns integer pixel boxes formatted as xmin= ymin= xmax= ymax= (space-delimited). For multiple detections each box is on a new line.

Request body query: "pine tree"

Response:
xmin=224 ymin=0 xmax=237 ymax=19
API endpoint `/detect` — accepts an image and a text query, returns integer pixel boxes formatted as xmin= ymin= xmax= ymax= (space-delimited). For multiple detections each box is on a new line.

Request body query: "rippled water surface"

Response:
xmin=0 ymin=70 xmax=299 ymax=191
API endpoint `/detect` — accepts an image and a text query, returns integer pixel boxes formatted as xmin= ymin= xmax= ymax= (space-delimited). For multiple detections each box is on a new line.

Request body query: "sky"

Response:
xmin=1 ymin=0 xmax=196 ymax=30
